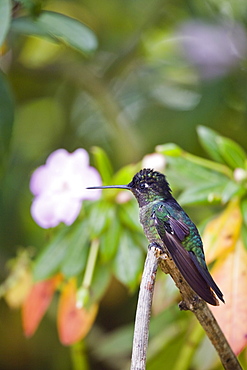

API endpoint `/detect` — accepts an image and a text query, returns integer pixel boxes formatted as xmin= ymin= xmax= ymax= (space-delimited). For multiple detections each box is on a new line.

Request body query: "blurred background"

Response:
xmin=1 ymin=0 xmax=247 ymax=369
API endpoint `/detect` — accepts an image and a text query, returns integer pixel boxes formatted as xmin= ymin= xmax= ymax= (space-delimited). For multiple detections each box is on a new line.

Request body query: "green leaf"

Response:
xmin=113 ymin=231 xmax=144 ymax=291
xmin=11 ymin=16 xmax=46 ymax=37
xmin=112 ymin=163 xmax=140 ymax=187
xmin=0 ymin=0 xmax=11 ymax=47
xmin=0 ymin=71 xmax=15 ymax=161
xmin=100 ymin=217 xmax=121 ymax=262
xmin=158 ymin=145 xmax=232 ymax=190
xmin=178 ymin=179 xmax=242 ymax=206
xmin=197 ymin=126 xmax=225 ymax=163
xmin=241 ymin=225 xmax=247 ymax=251
xmin=178 ymin=182 xmax=228 ymax=206
xmin=33 ymin=227 xmax=69 ymax=280
xmin=11 ymin=11 xmax=98 ymax=55
xmin=156 ymin=143 xmax=183 ymax=157
xmin=118 ymin=201 xmax=141 ymax=232
xmin=240 ymin=198 xmax=247 ymax=226
xmin=132 ymin=231 xmax=147 ymax=252
xmin=221 ymin=181 xmax=244 ymax=204
xmin=87 ymin=200 xmax=114 ymax=238
xmin=91 ymin=146 xmax=113 ymax=184
xmin=164 ymin=156 xmax=227 ymax=190
xmin=90 ymin=262 xmax=111 ymax=304
xmin=147 ymin=328 xmax=187 ymax=370
xmin=197 ymin=126 xmax=247 ymax=169
xmin=61 ymin=223 xmax=89 ymax=277
xmin=217 ymin=136 xmax=246 ymax=169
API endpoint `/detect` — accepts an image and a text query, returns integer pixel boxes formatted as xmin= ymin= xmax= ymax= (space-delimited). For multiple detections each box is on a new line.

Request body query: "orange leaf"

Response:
xmin=203 ymin=199 xmax=242 ymax=263
xmin=57 ymin=279 xmax=98 ymax=346
xmin=22 ymin=274 xmax=62 ymax=337
xmin=211 ymin=240 xmax=247 ymax=354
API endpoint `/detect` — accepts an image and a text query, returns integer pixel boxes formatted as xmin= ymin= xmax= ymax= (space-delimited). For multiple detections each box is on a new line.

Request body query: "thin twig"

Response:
xmin=130 ymin=248 xmax=159 ymax=370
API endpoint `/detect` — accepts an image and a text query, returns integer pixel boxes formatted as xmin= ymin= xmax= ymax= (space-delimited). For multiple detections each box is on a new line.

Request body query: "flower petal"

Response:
xmin=30 ymin=148 xmax=102 ymax=228
xmin=30 ymin=165 xmax=51 ymax=196
xmin=83 ymin=168 xmax=102 ymax=200
xmin=31 ymin=195 xmax=58 ymax=228
xmin=46 ymin=149 xmax=70 ymax=170
xmin=70 ymin=148 xmax=90 ymax=169
xmin=56 ymin=195 xmax=82 ymax=226
xmin=31 ymin=194 xmax=82 ymax=228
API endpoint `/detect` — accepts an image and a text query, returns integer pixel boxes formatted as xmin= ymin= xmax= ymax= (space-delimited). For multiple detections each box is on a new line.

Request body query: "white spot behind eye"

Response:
xmin=140 ymin=182 xmax=149 ymax=189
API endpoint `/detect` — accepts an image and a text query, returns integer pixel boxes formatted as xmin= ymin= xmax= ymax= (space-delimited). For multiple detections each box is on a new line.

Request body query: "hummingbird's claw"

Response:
xmin=148 ymin=242 xmax=168 ymax=259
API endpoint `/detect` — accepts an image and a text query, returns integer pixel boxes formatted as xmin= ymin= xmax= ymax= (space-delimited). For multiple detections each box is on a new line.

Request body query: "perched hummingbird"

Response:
xmin=87 ymin=168 xmax=224 ymax=306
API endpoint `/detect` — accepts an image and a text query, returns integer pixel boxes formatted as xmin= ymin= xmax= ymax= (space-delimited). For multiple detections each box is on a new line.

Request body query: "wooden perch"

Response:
xmin=158 ymin=253 xmax=242 ymax=370
xmin=130 ymin=248 xmax=242 ymax=370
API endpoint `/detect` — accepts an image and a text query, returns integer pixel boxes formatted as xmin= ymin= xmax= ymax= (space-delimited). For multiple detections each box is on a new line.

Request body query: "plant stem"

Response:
xmin=83 ymin=239 xmax=99 ymax=290
xmin=77 ymin=239 xmax=99 ymax=308
xmin=70 ymin=341 xmax=89 ymax=370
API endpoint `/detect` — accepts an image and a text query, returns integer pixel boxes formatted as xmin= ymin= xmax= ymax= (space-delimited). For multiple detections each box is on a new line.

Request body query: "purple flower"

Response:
xmin=176 ymin=21 xmax=247 ymax=79
xmin=30 ymin=149 xmax=101 ymax=228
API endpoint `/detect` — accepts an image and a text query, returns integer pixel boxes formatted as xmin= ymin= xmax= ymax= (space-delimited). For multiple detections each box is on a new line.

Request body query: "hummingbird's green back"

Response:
xmin=87 ymin=168 xmax=224 ymax=305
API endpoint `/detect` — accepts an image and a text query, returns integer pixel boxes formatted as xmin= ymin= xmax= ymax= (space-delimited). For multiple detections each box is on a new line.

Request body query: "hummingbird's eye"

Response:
xmin=140 ymin=183 xmax=146 ymax=190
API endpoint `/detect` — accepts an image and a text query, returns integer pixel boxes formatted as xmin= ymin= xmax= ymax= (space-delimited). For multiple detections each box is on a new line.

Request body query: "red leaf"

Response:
xmin=57 ymin=279 xmax=98 ymax=346
xmin=211 ymin=240 xmax=247 ymax=354
xmin=203 ymin=199 xmax=242 ymax=263
xmin=22 ymin=274 xmax=62 ymax=337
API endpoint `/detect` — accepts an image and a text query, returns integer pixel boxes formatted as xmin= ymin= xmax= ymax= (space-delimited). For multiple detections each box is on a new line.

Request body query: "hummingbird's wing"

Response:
xmin=188 ymin=249 xmax=224 ymax=303
xmin=152 ymin=211 xmax=222 ymax=306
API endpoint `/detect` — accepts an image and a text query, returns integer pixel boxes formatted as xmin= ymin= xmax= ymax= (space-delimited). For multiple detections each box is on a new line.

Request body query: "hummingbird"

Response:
xmin=87 ymin=168 xmax=224 ymax=306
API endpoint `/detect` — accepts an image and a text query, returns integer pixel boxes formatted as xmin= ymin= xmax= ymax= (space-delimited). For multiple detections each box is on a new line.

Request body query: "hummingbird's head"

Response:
xmin=87 ymin=168 xmax=172 ymax=206
xmin=127 ymin=169 xmax=172 ymax=206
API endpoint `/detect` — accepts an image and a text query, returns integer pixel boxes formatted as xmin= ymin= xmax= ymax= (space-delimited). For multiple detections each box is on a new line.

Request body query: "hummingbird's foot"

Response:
xmin=148 ymin=242 xmax=168 ymax=259
xmin=178 ymin=301 xmax=189 ymax=311
xmin=179 ymin=295 xmax=200 ymax=311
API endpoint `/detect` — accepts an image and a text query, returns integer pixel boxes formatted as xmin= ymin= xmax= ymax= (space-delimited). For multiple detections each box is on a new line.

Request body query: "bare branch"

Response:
xmin=158 ymin=255 xmax=242 ymax=370
xmin=130 ymin=248 xmax=158 ymax=370
xmin=130 ymin=248 xmax=242 ymax=370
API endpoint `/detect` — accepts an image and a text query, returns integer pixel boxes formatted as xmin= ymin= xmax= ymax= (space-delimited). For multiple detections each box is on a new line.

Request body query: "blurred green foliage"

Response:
xmin=1 ymin=0 xmax=247 ymax=369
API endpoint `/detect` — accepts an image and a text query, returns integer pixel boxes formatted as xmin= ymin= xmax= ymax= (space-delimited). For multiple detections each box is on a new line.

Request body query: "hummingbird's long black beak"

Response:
xmin=87 ymin=185 xmax=131 ymax=190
